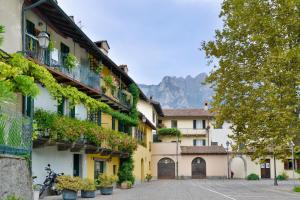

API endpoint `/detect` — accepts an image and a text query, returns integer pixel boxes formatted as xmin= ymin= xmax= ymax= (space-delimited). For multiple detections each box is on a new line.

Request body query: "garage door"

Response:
xmin=158 ymin=158 xmax=175 ymax=179
xmin=192 ymin=157 xmax=206 ymax=179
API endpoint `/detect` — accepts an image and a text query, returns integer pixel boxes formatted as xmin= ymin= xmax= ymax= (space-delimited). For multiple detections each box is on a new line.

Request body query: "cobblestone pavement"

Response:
xmin=45 ymin=179 xmax=300 ymax=200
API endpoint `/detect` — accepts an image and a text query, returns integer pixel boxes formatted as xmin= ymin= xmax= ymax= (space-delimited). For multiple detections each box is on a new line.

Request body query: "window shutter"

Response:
xmin=97 ymin=110 xmax=102 ymax=126
xmin=203 ymin=140 xmax=206 ymax=146
xmin=193 ymin=139 xmax=196 ymax=146
xmin=70 ymin=106 xmax=75 ymax=118
xmin=202 ymin=120 xmax=206 ymax=129
xmin=26 ymin=20 xmax=35 ymax=35
xmin=297 ymin=159 xmax=300 ymax=170
xmin=284 ymin=160 xmax=288 ymax=170
xmin=57 ymin=97 xmax=65 ymax=115
xmin=193 ymin=120 xmax=196 ymax=129
xmin=23 ymin=96 xmax=34 ymax=117
xmin=112 ymin=117 xmax=115 ymax=130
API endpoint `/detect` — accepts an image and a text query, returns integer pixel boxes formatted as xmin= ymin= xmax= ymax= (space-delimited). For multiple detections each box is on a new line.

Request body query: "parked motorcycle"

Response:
xmin=39 ymin=164 xmax=64 ymax=199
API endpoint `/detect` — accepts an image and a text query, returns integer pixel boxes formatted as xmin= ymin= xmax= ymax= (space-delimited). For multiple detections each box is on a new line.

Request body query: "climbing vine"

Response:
xmin=0 ymin=53 xmax=139 ymax=126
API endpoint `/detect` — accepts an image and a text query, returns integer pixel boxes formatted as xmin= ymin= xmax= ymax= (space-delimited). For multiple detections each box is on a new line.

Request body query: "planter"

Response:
xmin=120 ymin=182 xmax=132 ymax=189
xmin=100 ymin=186 xmax=113 ymax=195
xmin=62 ymin=189 xmax=78 ymax=200
xmin=33 ymin=190 xmax=39 ymax=200
xmin=81 ymin=190 xmax=96 ymax=198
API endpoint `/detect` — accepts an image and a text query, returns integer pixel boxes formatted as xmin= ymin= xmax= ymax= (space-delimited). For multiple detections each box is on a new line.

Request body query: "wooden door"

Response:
xmin=192 ymin=157 xmax=206 ymax=179
xmin=260 ymin=159 xmax=271 ymax=179
xmin=158 ymin=158 xmax=175 ymax=179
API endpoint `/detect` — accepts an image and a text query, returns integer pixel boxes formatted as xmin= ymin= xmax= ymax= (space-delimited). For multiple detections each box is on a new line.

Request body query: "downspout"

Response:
xmin=22 ymin=0 xmax=48 ymax=52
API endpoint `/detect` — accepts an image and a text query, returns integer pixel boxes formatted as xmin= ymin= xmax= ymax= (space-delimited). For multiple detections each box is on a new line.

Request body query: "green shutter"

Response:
xmin=57 ymin=98 xmax=65 ymax=115
xmin=97 ymin=110 xmax=102 ymax=126
xmin=193 ymin=139 xmax=196 ymax=146
xmin=70 ymin=106 xmax=75 ymax=118
xmin=112 ymin=117 xmax=115 ymax=130
xmin=193 ymin=120 xmax=196 ymax=129
xmin=203 ymin=140 xmax=206 ymax=146
xmin=26 ymin=96 xmax=34 ymax=117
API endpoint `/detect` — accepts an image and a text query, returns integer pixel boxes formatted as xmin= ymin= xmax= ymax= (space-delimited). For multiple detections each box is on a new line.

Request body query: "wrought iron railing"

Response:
xmin=178 ymin=128 xmax=208 ymax=135
xmin=25 ymin=33 xmax=100 ymax=90
xmin=0 ymin=108 xmax=32 ymax=155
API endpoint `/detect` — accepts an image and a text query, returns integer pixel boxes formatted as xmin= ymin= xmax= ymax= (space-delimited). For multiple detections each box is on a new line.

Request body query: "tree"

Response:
xmin=202 ymin=0 xmax=300 ymax=185
xmin=0 ymin=25 xmax=4 ymax=47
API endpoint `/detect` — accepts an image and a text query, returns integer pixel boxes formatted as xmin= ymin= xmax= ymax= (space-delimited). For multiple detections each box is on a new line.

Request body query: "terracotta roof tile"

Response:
xmin=180 ymin=146 xmax=227 ymax=155
xmin=163 ymin=108 xmax=214 ymax=117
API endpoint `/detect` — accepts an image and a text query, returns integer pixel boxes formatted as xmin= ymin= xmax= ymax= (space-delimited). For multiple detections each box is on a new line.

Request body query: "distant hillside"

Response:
xmin=139 ymin=73 xmax=214 ymax=108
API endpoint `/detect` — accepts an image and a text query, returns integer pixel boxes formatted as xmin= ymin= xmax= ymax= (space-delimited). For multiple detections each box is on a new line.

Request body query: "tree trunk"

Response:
xmin=273 ymin=155 xmax=278 ymax=186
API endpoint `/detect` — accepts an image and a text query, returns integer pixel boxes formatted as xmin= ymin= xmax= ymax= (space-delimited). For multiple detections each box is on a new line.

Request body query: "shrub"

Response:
xmin=145 ymin=174 xmax=152 ymax=182
xmin=157 ymin=128 xmax=181 ymax=137
xmin=56 ymin=175 xmax=82 ymax=192
xmin=96 ymin=173 xmax=118 ymax=188
xmin=3 ymin=195 xmax=23 ymax=200
xmin=64 ymin=53 xmax=78 ymax=70
xmin=294 ymin=186 xmax=300 ymax=192
xmin=246 ymin=173 xmax=259 ymax=180
xmin=276 ymin=172 xmax=289 ymax=181
xmin=81 ymin=178 xmax=96 ymax=191
xmin=118 ymin=157 xmax=135 ymax=185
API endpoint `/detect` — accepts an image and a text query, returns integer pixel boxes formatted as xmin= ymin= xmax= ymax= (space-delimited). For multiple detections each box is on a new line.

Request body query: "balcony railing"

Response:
xmin=0 ymin=108 xmax=32 ymax=155
xmin=25 ymin=33 xmax=100 ymax=91
xmin=178 ymin=128 xmax=208 ymax=135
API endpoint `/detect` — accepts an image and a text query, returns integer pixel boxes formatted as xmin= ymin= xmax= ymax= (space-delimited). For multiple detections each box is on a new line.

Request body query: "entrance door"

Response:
xmin=141 ymin=159 xmax=145 ymax=182
xmin=260 ymin=159 xmax=271 ymax=179
xmin=73 ymin=154 xmax=82 ymax=177
xmin=192 ymin=157 xmax=206 ymax=178
xmin=158 ymin=158 xmax=175 ymax=179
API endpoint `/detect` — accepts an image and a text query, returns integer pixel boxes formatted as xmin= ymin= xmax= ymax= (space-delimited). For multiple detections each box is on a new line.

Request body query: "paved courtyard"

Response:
xmin=46 ymin=179 xmax=300 ymax=200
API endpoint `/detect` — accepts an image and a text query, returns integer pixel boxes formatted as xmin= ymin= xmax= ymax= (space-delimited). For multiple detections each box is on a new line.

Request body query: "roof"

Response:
xmin=163 ymin=108 xmax=214 ymax=117
xmin=150 ymin=100 xmax=164 ymax=117
xmin=139 ymin=113 xmax=156 ymax=130
xmin=180 ymin=146 xmax=227 ymax=155
xmin=27 ymin=0 xmax=148 ymax=101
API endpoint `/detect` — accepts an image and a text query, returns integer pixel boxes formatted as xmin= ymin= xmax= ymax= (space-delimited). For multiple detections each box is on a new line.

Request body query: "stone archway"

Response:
xmin=229 ymin=155 xmax=247 ymax=179
xmin=157 ymin=157 xmax=175 ymax=179
xmin=191 ymin=157 xmax=206 ymax=179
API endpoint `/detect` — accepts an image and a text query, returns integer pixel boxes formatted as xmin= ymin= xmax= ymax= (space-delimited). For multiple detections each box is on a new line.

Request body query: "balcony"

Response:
xmin=178 ymin=128 xmax=208 ymax=136
xmin=25 ymin=33 xmax=100 ymax=93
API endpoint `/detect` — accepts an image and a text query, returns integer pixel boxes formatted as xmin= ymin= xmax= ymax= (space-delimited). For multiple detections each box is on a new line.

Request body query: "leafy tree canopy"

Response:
xmin=202 ymin=0 xmax=300 ymax=160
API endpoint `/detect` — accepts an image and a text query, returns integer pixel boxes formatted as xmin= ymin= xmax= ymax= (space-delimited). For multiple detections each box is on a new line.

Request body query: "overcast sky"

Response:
xmin=57 ymin=0 xmax=222 ymax=85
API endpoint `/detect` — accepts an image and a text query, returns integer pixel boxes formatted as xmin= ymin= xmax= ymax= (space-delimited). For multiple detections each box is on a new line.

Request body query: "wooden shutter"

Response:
xmin=70 ymin=106 xmax=75 ymax=118
xmin=57 ymin=98 xmax=65 ymax=115
xmin=112 ymin=117 xmax=115 ymax=130
xmin=297 ymin=159 xmax=300 ymax=170
xmin=23 ymin=96 xmax=34 ymax=117
xmin=97 ymin=110 xmax=102 ymax=126
xmin=193 ymin=120 xmax=196 ymax=129
xmin=193 ymin=139 xmax=196 ymax=146
xmin=203 ymin=140 xmax=206 ymax=146
xmin=202 ymin=120 xmax=206 ymax=129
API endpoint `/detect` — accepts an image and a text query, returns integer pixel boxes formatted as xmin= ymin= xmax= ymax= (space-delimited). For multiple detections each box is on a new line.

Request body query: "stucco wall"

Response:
xmin=209 ymin=122 xmax=233 ymax=149
xmin=0 ymin=0 xmax=23 ymax=53
xmin=137 ymin=100 xmax=157 ymax=127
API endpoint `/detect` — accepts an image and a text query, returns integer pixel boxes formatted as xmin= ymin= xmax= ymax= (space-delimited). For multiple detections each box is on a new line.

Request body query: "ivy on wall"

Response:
xmin=0 ymin=53 xmax=139 ymax=126
xmin=157 ymin=128 xmax=181 ymax=137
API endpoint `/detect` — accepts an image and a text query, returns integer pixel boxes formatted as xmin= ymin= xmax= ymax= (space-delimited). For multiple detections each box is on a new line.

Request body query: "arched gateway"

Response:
xmin=157 ymin=158 xmax=175 ymax=179
xmin=191 ymin=157 xmax=206 ymax=179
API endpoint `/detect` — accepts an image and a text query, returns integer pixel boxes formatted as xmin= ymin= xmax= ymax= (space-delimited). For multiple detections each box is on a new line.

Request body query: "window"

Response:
xmin=202 ymin=120 xmax=206 ymax=129
xmin=112 ymin=117 xmax=116 ymax=130
xmin=61 ymin=42 xmax=70 ymax=66
xmin=171 ymin=120 xmax=177 ymax=128
xmin=193 ymin=139 xmax=206 ymax=146
xmin=152 ymin=110 xmax=156 ymax=124
xmin=193 ymin=120 xmax=202 ymax=129
xmin=94 ymin=160 xmax=105 ymax=179
xmin=26 ymin=20 xmax=35 ymax=35
xmin=135 ymin=126 xmax=146 ymax=146
xmin=22 ymin=96 xmax=34 ymax=117
xmin=88 ymin=110 xmax=101 ymax=126
xmin=284 ymin=159 xmax=300 ymax=170
xmin=69 ymin=106 xmax=75 ymax=118
xmin=57 ymin=98 xmax=65 ymax=115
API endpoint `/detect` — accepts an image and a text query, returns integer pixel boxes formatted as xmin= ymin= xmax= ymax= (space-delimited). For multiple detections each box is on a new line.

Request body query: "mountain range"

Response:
xmin=139 ymin=73 xmax=214 ymax=108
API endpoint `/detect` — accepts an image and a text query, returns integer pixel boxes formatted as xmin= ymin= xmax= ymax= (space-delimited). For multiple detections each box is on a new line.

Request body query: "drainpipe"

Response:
xmin=22 ymin=0 xmax=48 ymax=52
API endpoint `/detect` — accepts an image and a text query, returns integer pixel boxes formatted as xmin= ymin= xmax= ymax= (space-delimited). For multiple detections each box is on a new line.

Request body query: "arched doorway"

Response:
xmin=229 ymin=155 xmax=247 ymax=179
xmin=157 ymin=158 xmax=175 ymax=179
xmin=191 ymin=157 xmax=206 ymax=179
xmin=141 ymin=158 xmax=144 ymax=182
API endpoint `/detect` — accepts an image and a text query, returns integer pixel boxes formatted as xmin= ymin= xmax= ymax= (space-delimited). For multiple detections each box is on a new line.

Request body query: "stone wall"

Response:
xmin=0 ymin=154 xmax=32 ymax=200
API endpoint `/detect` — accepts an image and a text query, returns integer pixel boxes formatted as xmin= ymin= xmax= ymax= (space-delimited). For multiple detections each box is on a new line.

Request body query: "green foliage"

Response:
xmin=48 ymin=40 xmax=55 ymax=52
xmin=14 ymin=75 xmax=39 ymax=97
xmin=56 ymin=175 xmax=82 ymax=192
xmin=64 ymin=53 xmax=78 ymax=70
xmin=246 ymin=173 xmax=260 ymax=180
xmin=34 ymin=109 xmax=137 ymax=153
xmin=0 ymin=25 xmax=4 ymax=46
xmin=202 ymin=0 xmax=300 ymax=159
xmin=96 ymin=173 xmax=118 ymax=187
xmin=294 ymin=186 xmax=300 ymax=193
xmin=7 ymin=117 xmax=22 ymax=147
xmin=276 ymin=172 xmax=289 ymax=181
xmin=0 ymin=114 xmax=6 ymax=144
xmin=103 ymin=75 xmax=116 ymax=91
xmin=0 ymin=81 xmax=14 ymax=105
xmin=0 ymin=54 xmax=139 ymax=126
xmin=145 ymin=173 xmax=152 ymax=182
xmin=3 ymin=195 xmax=23 ymax=200
xmin=118 ymin=157 xmax=135 ymax=185
xmin=158 ymin=128 xmax=181 ymax=137
xmin=95 ymin=64 xmax=104 ymax=74
xmin=81 ymin=178 xmax=96 ymax=191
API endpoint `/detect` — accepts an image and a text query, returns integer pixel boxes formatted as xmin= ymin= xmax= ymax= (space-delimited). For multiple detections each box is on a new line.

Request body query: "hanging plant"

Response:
xmin=103 ymin=75 xmax=117 ymax=91
xmin=64 ymin=53 xmax=78 ymax=70
xmin=95 ymin=63 xmax=104 ymax=74
xmin=48 ymin=40 xmax=55 ymax=52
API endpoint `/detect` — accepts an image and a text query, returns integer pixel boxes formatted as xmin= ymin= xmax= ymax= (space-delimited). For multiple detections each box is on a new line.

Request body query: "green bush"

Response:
xmin=276 ymin=172 xmax=289 ymax=181
xmin=294 ymin=186 xmax=300 ymax=192
xmin=118 ymin=157 xmax=135 ymax=185
xmin=3 ymin=195 xmax=23 ymax=200
xmin=246 ymin=173 xmax=259 ymax=180
xmin=157 ymin=128 xmax=181 ymax=137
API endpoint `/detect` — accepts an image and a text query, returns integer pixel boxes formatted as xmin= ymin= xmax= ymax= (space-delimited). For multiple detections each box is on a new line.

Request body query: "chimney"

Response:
xmin=204 ymin=101 xmax=208 ymax=111
xmin=95 ymin=40 xmax=110 ymax=56
xmin=119 ymin=64 xmax=128 ymax=74
xmin=69 ymin=16 xmax=74 ymax=21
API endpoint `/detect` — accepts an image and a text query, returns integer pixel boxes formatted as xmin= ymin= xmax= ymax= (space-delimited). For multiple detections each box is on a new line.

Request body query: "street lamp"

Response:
xmin=37 ymin=31 xmax=50 ymax=49
xmin=226 ymin=141 xmax=231 ymax=179
xmin=290 ymin=141 xmax=295 ymax=187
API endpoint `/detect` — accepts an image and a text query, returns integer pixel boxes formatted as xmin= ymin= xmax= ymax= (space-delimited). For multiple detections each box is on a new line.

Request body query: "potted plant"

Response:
xmin=120 ymin=180 xmax=132 ymax=189
xmin=64 ymin=53 xmax=78 ymax=71
xmin=56 ymin=175 xmax=82 ymax=200
xmin=96 ymin=173 xmax=118 ymax=195
xmin=145 ymin=173 xmax=152 ymax=182
xmin=81 ymin=179 xmax=96 ymax=198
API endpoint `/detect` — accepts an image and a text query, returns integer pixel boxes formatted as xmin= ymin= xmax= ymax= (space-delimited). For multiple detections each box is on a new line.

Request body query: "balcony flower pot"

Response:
xmin=100 ymin=186 xmax=113 ymax=195
xmin=62 ymin=189 xmax=77 ymax=200
xmin=81 ymin=190 xmax=96 ymax=198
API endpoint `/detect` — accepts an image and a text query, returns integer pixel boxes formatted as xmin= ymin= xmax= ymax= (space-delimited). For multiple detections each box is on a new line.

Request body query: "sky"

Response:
xmin=57 ymin=0 xmax=223 ymax=85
